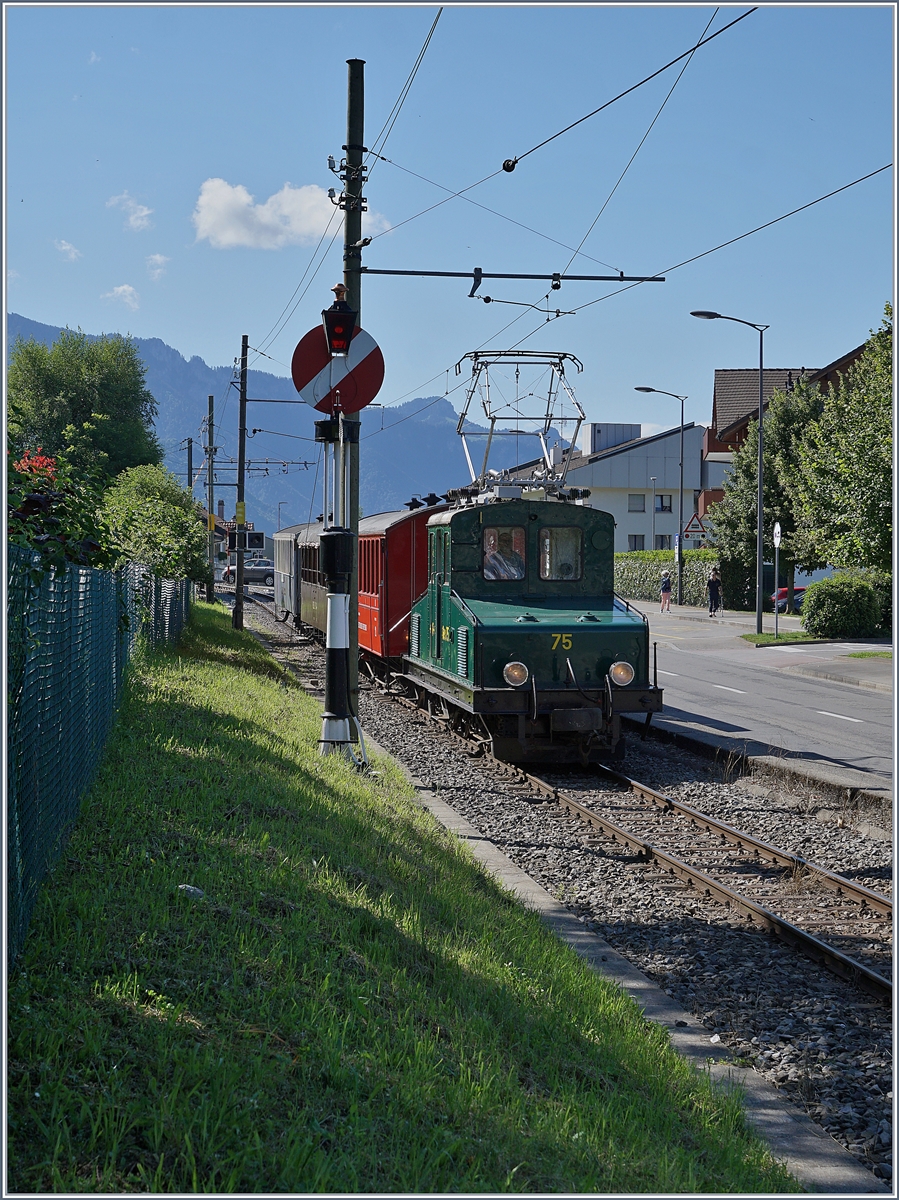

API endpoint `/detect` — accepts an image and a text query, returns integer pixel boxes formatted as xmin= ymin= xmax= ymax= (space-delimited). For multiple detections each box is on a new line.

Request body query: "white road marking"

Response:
xmin=773 ymin=647 xmax=809 ymax=654
xmin=713 ymin=684 xmax=746 ymax=693
xmin=657 ymin=670 xmax=680 ymax=677
xmin=816 ymin=710 xmax=863 ymax=723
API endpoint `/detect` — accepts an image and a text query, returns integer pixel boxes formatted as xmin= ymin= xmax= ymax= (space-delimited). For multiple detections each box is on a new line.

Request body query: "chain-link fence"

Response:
xmin=7 ymin=546 xmax=191 ymax=968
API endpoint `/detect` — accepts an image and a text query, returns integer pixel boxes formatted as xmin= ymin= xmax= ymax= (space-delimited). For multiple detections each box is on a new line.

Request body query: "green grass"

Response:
xmin=741 ymin=631 xmax=827 ymax=646
xmin=843 ymin=650 xmax=892 ymax=659
xmin=8 ymin=602 xmax=800 ymax=1193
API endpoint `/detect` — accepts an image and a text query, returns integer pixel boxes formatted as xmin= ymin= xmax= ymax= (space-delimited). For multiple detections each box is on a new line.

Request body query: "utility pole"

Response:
xmin=343 ymin=57 xmax=365 ymax=722
xmin=205 ymin=396 xmax=215 ymax=603
xmin=232 ymin=335 xmax=248 ymax=630
xmin=186 ymin=437 xmax=193 ymax=496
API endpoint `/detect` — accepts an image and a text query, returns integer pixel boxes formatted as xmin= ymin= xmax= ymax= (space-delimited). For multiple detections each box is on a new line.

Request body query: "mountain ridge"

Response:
xmin=7 ymin=313 xmax=546 ymax=528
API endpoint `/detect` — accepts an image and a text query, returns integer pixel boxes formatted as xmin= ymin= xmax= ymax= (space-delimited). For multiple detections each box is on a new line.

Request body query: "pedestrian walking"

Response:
xmin=659 ymin=570 xmax=672 ymax=613
xmin=706 ymin=568 xmax=722 ymax=617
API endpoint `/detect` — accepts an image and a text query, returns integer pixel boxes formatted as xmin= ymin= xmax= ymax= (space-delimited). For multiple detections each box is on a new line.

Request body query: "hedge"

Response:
xmin=801 ymin=575 xmax=882 ymax=639
xmin=614 ymin=550 xmax=720 ymax=608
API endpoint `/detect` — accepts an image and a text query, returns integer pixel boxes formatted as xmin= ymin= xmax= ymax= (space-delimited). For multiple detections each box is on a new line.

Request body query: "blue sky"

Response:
xmin=4 ymin=3 xmax=895 ymax=435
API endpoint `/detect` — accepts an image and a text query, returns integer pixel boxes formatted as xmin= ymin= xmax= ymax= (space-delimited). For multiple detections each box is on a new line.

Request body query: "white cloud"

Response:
xmin=191 ymin=178 xmax=390 ymax=250
xmin=107 ymin=190 xmax=153 ymax=231
xmin=8 ymin=268 xmax=20 ymax=282
xmin=54 ymin=239 xmax=82 ymax=261
xmin=146 ymin=253 xmax=170 ymax=281
xmin=101 ymin=284 xmax=140 ymax=310
xmin=89 ymin=50 xmax=100 ymax=64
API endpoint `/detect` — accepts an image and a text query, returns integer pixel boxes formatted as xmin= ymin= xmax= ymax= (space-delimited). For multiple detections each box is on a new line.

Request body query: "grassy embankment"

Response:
xmin=8 ymin=602 xmax=800 ymax=1193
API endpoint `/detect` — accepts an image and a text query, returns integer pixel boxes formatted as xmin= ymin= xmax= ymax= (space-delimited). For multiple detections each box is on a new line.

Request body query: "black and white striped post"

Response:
xmin=314 ymin=323 xmax=360 ymax=756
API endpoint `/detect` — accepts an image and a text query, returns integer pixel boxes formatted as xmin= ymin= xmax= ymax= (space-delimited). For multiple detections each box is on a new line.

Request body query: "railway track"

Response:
xmin=241 ymin=597 xmax=893 ymax=1178
xmin=238 ymin=591 xmax=892 ymax=1002
xmin=383 ymin=684 xmax=892 ymax=1002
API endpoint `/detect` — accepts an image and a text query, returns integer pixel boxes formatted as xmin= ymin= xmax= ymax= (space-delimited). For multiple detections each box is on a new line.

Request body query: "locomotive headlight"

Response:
xmin=503 ymin=661 xmax=529 ymax=687
xmin=609 ymin=660 xmax=635 ymax=686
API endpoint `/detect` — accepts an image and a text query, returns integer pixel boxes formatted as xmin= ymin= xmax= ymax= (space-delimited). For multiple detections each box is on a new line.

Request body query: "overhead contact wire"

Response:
xmin=506 ymin=7 xmax=758 ymax=169
xmin=561 ymin=7 xmax=719 ymax=276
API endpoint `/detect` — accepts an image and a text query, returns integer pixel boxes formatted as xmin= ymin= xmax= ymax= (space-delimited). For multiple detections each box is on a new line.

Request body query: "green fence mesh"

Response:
xmin=7 ymin=546 xmax=191 ymax=969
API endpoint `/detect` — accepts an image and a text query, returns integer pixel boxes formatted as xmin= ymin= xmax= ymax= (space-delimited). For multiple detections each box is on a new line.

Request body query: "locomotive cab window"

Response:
xmin=483 ymin=526 xmax=526 ymax=580
xmin=539 ymin=527 xmax=583 ymax=580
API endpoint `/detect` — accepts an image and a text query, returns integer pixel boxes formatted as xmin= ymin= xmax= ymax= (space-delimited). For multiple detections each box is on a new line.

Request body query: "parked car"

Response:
xmin=770 ymin=586 xmax=806 ymax=614
xmin=223 ymin=558 xmax=275 ymax=586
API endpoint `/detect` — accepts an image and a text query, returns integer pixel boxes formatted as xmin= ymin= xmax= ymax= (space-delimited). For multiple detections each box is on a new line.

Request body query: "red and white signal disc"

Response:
xmin=291 ymin=325 xmax=385 ymax=415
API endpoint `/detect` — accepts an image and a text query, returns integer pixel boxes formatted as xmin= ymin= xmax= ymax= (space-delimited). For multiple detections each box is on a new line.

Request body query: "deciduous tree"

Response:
xmin=7 ymin=329 xmax=163 ymax=476
xmin=794 ymin=303 xmax=892 ymax=572
xmin=707 ymin=378 xmax=826 ymax=608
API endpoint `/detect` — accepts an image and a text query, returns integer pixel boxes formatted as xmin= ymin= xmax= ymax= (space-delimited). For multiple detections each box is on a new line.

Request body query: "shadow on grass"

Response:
xmin=6 ymin=606 xmax=801 ymax=1194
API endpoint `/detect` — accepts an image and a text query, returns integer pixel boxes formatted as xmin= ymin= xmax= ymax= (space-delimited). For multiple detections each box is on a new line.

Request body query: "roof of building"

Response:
xmin=712 ymin=369 xmax=816 ymax=440
xmin=806 ymin=343 xmax=866 ymax=390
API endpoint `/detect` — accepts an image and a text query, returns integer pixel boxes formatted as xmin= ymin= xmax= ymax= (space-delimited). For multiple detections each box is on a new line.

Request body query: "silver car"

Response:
xmin=223 ymin=558 xmax=275 ymax=586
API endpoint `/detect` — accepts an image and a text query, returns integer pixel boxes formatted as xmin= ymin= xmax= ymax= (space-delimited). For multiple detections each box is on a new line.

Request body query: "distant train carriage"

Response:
xmin=273 ymin=506 xmax=442 ymax=657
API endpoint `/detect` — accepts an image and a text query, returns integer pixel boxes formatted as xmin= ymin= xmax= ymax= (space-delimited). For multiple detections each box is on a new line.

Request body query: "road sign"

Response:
xmin=291 ymin=325 xmax=384 ymax=415
xmin=683 ymin=513 xmax=706 ymax=536
xmin=773 ymin=521 xmax=782 ymax=548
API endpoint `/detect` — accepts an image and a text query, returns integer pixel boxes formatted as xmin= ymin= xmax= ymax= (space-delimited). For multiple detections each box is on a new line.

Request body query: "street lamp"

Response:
xmin=691 ymin=310 xmax=770 ymax=634
xmin=650 ymin=477 xmax=657 ymax=549
xmin=635 ymin=387 xmax=687 ymax=605
xmin=277 ymin=501 xmax=286 ymax=532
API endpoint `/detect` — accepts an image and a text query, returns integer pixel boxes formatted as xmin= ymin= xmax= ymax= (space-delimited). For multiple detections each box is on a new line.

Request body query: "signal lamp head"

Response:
xmin=503 ymin=661 xmax=529 ymax=687
xmin=322 ymin=306 xmax=357 ymax=356
xmin=609 ymin=661 xmax=635 ymax=686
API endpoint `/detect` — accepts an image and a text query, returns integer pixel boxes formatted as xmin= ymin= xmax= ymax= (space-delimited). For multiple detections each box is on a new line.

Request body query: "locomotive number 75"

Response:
xmin=551 ymin=633 xmax=572 ymax=650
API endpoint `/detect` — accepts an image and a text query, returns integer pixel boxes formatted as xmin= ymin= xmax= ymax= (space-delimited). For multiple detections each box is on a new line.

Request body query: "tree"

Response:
xmin=7 ymin=329 xmax=163 ymax=476
xmin=100 ymin=465 xmax=211 ymax=583
xmin=794 ymin=303 xmax=892 ymax=572
xmin=707 ymin=378 xmax=826 ymax=609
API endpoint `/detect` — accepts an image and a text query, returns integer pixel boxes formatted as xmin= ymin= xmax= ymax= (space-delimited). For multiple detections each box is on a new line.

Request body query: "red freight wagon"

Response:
xmin=357 ymin=507 xmax=445 ymax=659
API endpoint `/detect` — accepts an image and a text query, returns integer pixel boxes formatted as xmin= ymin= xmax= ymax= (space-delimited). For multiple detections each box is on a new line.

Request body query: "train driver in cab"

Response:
xmin=484 ymin=528 xmax=525 ymax=580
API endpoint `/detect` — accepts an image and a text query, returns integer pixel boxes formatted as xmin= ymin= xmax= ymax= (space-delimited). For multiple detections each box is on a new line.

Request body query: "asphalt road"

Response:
xmin=643 ymin=610 xmax=893 ymax=794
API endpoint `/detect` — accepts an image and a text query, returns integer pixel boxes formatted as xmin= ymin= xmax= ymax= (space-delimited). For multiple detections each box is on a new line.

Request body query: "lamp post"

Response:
xmin=650 ymin=477 xmax=657 ymax=549
xmin=278 ymin=501 xmax=286 ymax=532
xmin=691 ymin=310 xmax=769 ymax=634
xmin=635 ymin=387 xmax=687 ymax=604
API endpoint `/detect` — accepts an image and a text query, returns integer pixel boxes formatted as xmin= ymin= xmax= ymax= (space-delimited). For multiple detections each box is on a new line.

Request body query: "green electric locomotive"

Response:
xmin=403 ymin=494 xmax=662 ymax=763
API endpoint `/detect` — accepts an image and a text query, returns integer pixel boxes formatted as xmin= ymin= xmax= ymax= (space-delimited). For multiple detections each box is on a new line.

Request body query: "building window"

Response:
xmin=628 ymin=494 xmax=645 ymax=512
xmin=655 ymin=495 xmax=673 ymax=513
xmin=655 ymin=534 xmax=672 ymax=550
xmin=628 ymin=534 xmax=645 ymax=552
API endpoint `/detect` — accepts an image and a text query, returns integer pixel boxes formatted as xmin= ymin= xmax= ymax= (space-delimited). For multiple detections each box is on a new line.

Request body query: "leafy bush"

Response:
xmin=827 ymin=568 xmax=892 ymax=635
xmin=100 ymin=464 xmax=212 ymax=584
xmin=614 ymin=550 xmax=719 ymax=607
xmin=801 ymin=575 xmax=881 ymax=638
xmin=7 ymin=441 xmax=112 ymax=577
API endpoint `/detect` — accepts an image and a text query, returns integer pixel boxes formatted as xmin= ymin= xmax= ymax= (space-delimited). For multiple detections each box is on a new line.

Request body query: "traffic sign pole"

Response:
xmin=773 ymin=520 xmax=782 ymax=640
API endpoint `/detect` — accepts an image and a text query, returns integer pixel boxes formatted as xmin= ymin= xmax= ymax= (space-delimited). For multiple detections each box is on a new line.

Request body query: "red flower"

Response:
xmin=13 ymin=448 xmax=57 ymax=480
